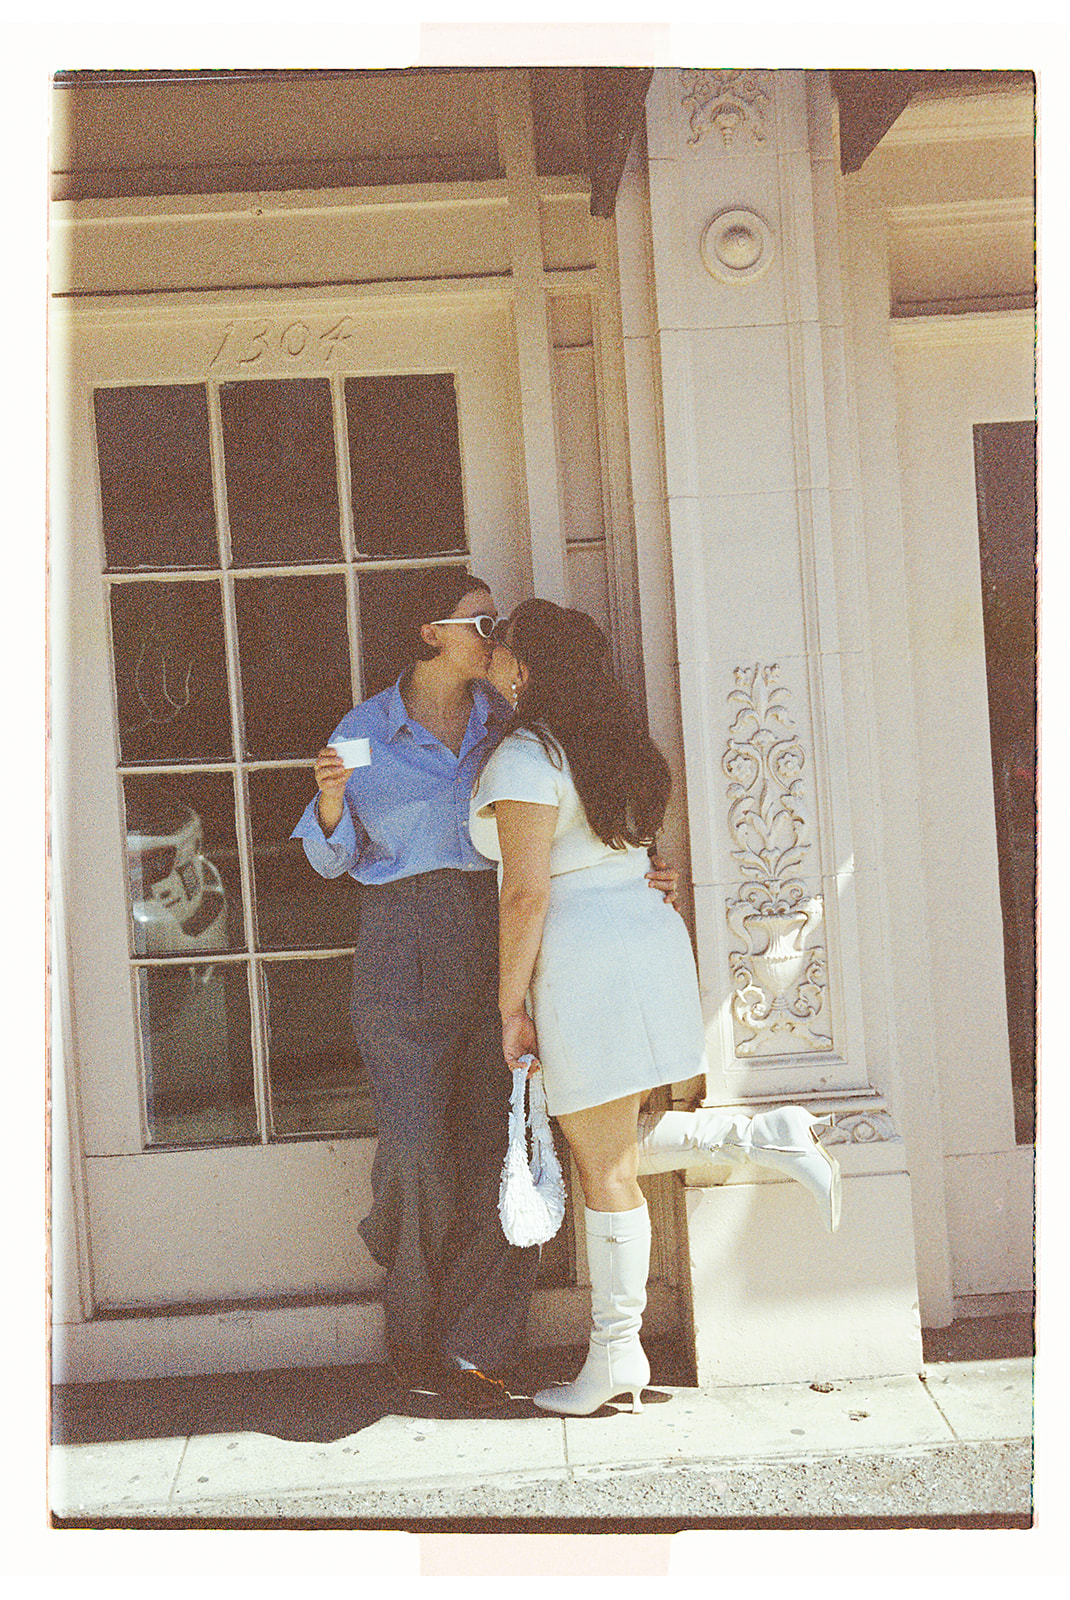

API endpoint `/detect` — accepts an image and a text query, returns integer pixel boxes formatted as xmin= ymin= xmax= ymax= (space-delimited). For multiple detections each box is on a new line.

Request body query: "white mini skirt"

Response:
xmin=529 ymin=850 xmax=708 ymax=1117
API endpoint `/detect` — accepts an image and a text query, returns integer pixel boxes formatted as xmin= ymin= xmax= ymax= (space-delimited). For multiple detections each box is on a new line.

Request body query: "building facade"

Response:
xmin=50 ymin=67 xmax=1036 ymax=1387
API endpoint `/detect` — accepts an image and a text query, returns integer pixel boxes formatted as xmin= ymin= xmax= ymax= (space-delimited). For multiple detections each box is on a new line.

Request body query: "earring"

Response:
xmin=511 ymin=681 xmax=519 ymax=710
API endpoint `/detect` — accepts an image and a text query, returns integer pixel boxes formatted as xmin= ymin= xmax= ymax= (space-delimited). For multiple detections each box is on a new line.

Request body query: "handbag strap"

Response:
xmin=526 ymin=1069 xmax=552 ymax=1138
xmin=510 ymin=1057 xmax=553 ymax=1147
xmin=508 ymin=1061 xmax=531 ymax=1145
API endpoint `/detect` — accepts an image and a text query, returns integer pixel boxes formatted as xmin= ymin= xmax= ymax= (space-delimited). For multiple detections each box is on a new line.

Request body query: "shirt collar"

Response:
xmin=384 ymin=673 xmax=510 ymax=747
xmin=385 ymin=675 xmax=414 ymax=742
xmin=472 ymin=680 xmax=512 ymax=734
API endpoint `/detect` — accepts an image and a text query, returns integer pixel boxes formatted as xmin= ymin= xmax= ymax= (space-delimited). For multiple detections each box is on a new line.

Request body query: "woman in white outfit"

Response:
xmin=470 ymin=600 xmax=840 ymax=1417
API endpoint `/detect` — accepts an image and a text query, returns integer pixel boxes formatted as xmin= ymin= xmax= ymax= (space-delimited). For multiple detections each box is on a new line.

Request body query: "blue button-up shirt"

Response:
xmin=290 ymin=675 xmax=511 ymax=884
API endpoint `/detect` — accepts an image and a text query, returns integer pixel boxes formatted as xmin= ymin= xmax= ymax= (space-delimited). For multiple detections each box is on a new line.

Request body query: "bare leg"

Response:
xmin=556 ymin=1092 xmax=645 ymax=1213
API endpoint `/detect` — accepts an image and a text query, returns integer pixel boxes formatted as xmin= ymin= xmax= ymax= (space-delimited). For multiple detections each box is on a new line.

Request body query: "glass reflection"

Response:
xmin=266 ymin=957 xmax=375 ymax=1137
xmin=94 ymin=384 xmax=217 ymax=571
xmin=123 ymin=774 xmax=243 ymax=957
xmin=111 ymin=580 xmax=232 ymax=764
xmin=138 ymin=962 xmax=258 ymax=1146
xmin=344 ymin=373 xmax=467 ymax=558
xmin=248 ymin=767 xmax=360 ymax=952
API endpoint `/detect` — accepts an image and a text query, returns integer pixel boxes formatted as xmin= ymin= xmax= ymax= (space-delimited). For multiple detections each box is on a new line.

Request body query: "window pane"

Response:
xmin=220 ymin=378 xmax=341 ymax=567
xmin=345 ymin=373 xmax=466 ymax=557
xmin=111 ymin=580 xmax=233 ymax=763
xmin=138 ymin=962 xmax=258 ymax=1147
xmin=95 ymin=385 xmax=217 ymax=570
xmin=248 ymin=767 xmax=360 ymax=952
xmin=123 ymin=772 xmax=244 ymax=957
xmin=265 ymin=958 xmax=375 ymax=1138
xmin=234 ymin=574 xmax=351 ymax=760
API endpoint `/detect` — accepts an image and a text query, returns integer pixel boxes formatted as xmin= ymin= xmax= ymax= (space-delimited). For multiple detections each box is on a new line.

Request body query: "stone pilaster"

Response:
xmin=643 ymin=68 xmax=922 ymax=1383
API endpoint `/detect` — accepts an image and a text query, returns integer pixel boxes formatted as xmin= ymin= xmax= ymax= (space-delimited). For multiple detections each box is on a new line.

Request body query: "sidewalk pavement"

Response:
xmin=49 ymin=1317 xmax=1034 ymax=1528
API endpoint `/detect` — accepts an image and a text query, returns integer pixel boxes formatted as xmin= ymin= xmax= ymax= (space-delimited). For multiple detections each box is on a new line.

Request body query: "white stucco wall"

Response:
xmin=891 ymin=312 xmax=1035 ymax=1298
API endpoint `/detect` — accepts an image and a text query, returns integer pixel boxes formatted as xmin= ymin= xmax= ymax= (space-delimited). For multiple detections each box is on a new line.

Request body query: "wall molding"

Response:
xmin=880 ymin=87 xmax=1034 ymax=147
xmin=887 ymin=196 xmax=1034 ymax=233
xmin=889 ymin=308 xmax=1037 ymax=346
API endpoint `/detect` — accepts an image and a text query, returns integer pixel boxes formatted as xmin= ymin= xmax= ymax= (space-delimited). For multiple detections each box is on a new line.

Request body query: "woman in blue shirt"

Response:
xmin=292 ymin=569 xmax=675 ymax=1415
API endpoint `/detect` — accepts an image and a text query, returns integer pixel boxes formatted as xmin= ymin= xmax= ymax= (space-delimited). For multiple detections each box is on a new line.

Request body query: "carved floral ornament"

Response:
xmin=822 ymin=1110 xmax=897 ymax=1146
xmin=679 ymin=69 xmax=771 ymax=148
xmin=723 ymin=665 xmax=833 ymax=1057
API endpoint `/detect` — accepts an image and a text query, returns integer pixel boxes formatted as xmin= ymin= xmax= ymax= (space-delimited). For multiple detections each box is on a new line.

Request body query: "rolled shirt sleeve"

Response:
xmin=291 ymin=790 xmax=367 ymax=879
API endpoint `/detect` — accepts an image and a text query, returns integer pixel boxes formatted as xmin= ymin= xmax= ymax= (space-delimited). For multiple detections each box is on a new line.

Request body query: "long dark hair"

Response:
xmin=502 ymin=599 xmax=671 ymax=849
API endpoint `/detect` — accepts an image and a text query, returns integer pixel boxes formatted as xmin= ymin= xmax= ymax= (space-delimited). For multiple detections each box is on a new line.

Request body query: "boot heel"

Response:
xmin=748 ymin=1107 xmax=843 ymax=1234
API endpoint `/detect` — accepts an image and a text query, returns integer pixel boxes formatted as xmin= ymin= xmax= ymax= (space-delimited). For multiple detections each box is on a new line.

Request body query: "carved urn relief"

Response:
xmin=723 ymin=665 xmax=833 ymax=1057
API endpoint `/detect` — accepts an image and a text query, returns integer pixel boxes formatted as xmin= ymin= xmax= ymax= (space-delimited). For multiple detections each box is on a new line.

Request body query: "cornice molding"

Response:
xmin=881 ymin=88 xmax=1035 ymax=147
xmin=890 ymin=308 xmax=1036 ymax=345
xmin=887 ymin=196 xmax=1034 ymax=232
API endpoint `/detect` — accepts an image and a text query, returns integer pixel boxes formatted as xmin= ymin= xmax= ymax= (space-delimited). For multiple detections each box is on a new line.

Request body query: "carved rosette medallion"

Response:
xmin=701 ymin=208 xmax=775 ymax=284
xmin=680 ymin=69 xmax=771 ymax=148
xmin=723 ymin=665 xmax=833 ymax=1057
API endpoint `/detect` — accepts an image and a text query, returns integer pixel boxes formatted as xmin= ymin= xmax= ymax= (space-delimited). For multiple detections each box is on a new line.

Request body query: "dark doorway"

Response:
xmin=973 ymin=420 xmax=1037 ymax=1144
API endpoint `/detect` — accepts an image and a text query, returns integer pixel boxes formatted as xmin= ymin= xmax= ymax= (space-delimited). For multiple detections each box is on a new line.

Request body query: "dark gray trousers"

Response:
xmin=351 ymin=868 xmax=539 ymax=1375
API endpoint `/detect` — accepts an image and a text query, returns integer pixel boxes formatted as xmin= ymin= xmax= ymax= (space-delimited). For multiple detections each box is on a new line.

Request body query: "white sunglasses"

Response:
xmin=431 ymin=614 xmax=501 ymax=639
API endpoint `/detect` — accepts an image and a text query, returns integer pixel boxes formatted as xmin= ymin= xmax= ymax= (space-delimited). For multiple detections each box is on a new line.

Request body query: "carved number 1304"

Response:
xmin=208 ymin=318 xmax=356 ymax=369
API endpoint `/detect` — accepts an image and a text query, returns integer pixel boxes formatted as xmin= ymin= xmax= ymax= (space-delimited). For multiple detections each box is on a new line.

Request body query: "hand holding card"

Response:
xmin=329 ymin=737 xmax=372 ymax=771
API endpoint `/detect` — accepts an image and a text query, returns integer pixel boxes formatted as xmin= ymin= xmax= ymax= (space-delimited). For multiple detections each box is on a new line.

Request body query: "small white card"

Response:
xmin=329 ymin=737 xmax=372 ymax=769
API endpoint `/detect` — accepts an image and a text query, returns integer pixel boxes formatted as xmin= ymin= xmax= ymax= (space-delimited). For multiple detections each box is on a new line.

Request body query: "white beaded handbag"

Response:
xmin=498 ymin=1059 xmax=567 ymax=1247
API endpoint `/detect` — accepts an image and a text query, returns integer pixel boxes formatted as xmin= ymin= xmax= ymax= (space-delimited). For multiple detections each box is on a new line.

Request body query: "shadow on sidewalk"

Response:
xmin=50 ymin=1335 xmax=693 ymax=1448
xmin=921 ymin=1310 xmax=1034 ymax=1364
xmin=51 ymin=1316 xmax=1032 ymax=1451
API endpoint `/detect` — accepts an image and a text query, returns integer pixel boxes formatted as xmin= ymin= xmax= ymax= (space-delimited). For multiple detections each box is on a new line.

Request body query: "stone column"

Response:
xmin=643 ymin=68 xmax=923 ymax=1383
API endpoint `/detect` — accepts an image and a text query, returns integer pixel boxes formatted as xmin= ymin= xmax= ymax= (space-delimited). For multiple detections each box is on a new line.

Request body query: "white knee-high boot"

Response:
xmin=638 ymin=1104 xmax=842 ymax=1234
xmin=534 ymin=1201 xmax=651 ymax=1415
xmin=747 ymin=1106 xmax=842 ymax=1233
xmin=636 ymin=1108 xmax=752 ymax=1175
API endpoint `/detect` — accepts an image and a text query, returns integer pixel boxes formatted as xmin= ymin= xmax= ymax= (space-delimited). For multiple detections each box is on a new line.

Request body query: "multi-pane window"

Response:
xmin=95 ymin=372 xmax=468 ymax=1150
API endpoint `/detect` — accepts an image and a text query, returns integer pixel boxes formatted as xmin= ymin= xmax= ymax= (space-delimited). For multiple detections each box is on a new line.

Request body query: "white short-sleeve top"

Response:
xmin=469 ymin=728 xmax=642 ymax=877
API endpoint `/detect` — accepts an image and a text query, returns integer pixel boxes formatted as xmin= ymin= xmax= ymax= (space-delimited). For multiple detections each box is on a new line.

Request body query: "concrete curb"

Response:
xmin=53 ymin=1438 xmax=1032 ymax=1524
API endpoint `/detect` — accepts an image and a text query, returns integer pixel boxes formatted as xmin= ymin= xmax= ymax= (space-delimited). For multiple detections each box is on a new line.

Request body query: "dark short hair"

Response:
xmin=408 ymin=568 xmax=492 ymax=661
xmin=404 ymin=569 xmax=492 ymax=662
xmin=358 ymin=567 xmax=495 ymax=696
xmin=391 ymin=568 xmax=493 ymax=663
